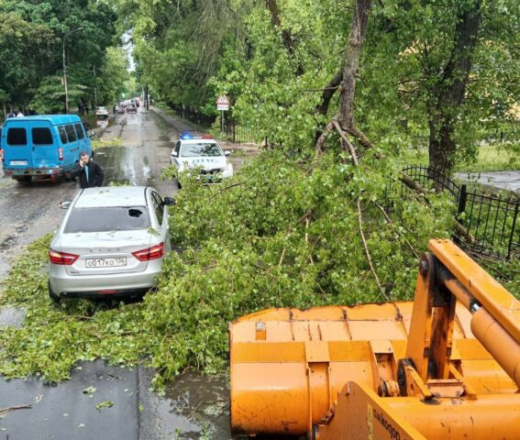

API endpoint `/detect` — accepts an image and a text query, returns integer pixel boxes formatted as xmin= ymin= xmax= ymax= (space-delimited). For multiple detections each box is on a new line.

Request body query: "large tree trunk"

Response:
xmin=428 ymin=1 xmax=481 ymax=174
xmin=339 ymin=0 xmax=372 ymax=133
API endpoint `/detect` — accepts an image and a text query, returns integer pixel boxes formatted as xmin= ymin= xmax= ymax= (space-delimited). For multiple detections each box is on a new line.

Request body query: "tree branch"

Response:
xmin=398 ymin=172 xmax=475 ymax=243
xmin=357 ymin=198 xmax=388 ymax=301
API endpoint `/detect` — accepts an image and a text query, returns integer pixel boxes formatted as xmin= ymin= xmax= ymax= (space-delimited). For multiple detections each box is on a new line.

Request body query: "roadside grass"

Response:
xmin=399 ymin=144 xmax=519 ymax=172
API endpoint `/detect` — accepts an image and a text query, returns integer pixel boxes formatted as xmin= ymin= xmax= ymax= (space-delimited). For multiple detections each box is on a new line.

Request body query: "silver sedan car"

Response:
xmin=48 ymin=186 xmax=174 ymax=300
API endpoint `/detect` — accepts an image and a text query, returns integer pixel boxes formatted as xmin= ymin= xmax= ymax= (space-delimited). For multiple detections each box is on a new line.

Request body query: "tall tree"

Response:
xmin=428 ymin=0 xmax=482 ymax=173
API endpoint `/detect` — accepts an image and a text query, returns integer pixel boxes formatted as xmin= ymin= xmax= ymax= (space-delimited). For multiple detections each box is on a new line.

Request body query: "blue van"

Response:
xmin=0 ymin=115 xmax=92 ymax=182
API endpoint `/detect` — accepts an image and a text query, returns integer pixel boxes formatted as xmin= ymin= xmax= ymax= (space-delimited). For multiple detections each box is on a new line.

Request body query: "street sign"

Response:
xmin=217 ymin=95 xmax=230 ymax=111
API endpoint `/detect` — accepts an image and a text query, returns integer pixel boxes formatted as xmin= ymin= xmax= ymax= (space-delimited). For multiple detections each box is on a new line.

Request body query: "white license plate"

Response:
xmin=86 ymin=257 xmax=127 ymax=268
xmin=10 ymin=161 xmax=28 ymax=166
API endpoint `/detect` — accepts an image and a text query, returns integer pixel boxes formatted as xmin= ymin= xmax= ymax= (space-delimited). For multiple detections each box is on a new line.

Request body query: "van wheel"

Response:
xmin=48 ymin=281 xmax=61 ymax=303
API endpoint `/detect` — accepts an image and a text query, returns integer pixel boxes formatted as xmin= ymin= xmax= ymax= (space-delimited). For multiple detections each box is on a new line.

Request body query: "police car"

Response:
xmin=170 ymin=133 xmax=233 ymax=187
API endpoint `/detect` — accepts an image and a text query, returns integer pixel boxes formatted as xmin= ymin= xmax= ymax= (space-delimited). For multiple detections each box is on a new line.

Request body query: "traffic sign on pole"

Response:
xmin=217 ymin=95 xmax=230 ymax=111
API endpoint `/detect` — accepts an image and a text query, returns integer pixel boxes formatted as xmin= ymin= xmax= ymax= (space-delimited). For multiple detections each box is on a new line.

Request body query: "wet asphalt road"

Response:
xmin=0 ymin=108 xmax=235 ymax=439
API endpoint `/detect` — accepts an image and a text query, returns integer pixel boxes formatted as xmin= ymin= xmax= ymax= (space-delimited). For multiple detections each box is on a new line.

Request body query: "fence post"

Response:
xmin=457 ymin=185 xmax=468 ymax=218
xmin=508 ymin=202 xmax=519 ymax=260
xmin=453 ymin=184 xmax=468 ymax=245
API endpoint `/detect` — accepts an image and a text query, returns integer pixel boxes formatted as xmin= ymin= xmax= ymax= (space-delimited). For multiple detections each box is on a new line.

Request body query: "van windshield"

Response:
xmin=64 ymin=207 xmax=151 ymax=233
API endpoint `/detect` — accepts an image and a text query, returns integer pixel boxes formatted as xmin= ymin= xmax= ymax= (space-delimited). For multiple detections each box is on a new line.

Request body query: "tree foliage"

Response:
xmin=119 ymin=0 xmax=519 ymax=170
xmin=0 ymin=0 xmax=129 ymax=113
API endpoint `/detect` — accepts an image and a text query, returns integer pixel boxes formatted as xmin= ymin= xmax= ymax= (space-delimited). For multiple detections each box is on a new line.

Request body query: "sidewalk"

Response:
xmin=148 ymin=105 xmax=260 ymax=171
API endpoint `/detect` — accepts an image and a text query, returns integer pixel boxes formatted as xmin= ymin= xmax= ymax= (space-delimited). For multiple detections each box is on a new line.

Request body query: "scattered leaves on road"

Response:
xmin=95 ymin=400 xmax=114 ymax=410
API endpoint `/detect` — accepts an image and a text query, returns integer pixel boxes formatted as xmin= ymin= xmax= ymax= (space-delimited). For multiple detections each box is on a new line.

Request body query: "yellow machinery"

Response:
xmin=229 ymin=239 xmax=520 ymax=439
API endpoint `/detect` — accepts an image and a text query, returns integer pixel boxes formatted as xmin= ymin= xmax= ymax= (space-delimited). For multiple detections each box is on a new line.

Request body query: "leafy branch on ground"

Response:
xmin=0 ymin=151 xmax=517 ymax=390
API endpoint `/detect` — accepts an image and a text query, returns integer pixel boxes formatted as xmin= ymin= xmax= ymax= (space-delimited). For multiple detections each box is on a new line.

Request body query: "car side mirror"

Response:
xmin=163 ymin=197 xmax=176 ymax=206
xmin=60 ymin=201 xmax=72 ymax=209
xmin=224 ymin=150 xmax=231 ymax=156
xmin=171 ymin=151 xmax=178 ymax=157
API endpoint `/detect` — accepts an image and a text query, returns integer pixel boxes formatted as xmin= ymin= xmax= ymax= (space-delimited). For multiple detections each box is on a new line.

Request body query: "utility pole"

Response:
xmin=93 ymin=65 xmax=98 ymax=108
xmin=144 ymin=84 xmax=149 ymax=110
xmin=62 ymin=27 xmax=83 ymax=114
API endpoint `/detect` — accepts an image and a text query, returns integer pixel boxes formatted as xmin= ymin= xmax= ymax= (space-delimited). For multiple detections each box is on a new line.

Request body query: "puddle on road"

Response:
xmin=158 ymin=372 xmax=299 ymax=439
xmin=158 ymin=371 xmax=231 ymax=439
xmin=97 ymin=145 xmax=138 ymax=186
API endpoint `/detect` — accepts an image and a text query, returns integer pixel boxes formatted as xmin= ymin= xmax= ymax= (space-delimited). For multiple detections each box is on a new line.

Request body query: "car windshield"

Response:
xmin=180 ymin=143 xmax=222 ymax=157
xmin=64 ymin=207 xmax=151 ymax=233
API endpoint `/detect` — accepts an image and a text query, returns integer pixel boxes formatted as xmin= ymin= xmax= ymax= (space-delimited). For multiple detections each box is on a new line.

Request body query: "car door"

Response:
xmin=3 ymin=124 xmax=32 ymax=168
xmin=74 ymin=123 xmax=90 ymax=159
xmin=30 ymin=125 xmax=58 ymax=167
xmin=151 ymin=191 xmax=171 ymax=251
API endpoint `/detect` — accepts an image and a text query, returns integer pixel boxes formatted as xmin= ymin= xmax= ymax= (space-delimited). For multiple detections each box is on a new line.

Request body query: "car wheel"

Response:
xmin=48 ymin=281 xmax=61 ymax=303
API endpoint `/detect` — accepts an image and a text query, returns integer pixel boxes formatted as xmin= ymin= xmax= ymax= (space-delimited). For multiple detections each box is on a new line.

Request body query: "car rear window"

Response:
xmin=7 ymin=128 xmax=27 ymax=146
xmin=32 ymin=127 xmax=53 ymax=145
xmin=65 ymin=125 xmax=77 ymax=142
xmin=64 ymin=207 xmax=151 ymax=233
xmin=74 ymin=123 xmax=85 ymax=140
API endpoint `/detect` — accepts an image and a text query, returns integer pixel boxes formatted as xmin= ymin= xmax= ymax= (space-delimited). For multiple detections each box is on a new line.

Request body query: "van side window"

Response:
xmin=32 ymin=128 xmax=53 ymax=145
xmin=7 ymin=128 xmax=27 ymax=146
xmin=65 ymin=125 xmax=77 ymax=142
xmin=58 ymin=126 xmax=68 ymax=144
xmin=74 ymin=123 xmax=85 ymax=140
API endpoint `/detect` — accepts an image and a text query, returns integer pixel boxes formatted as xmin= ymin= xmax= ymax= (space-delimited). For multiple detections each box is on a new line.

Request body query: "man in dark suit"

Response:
xmin=70 ymin=152 xmax=104 ymax=188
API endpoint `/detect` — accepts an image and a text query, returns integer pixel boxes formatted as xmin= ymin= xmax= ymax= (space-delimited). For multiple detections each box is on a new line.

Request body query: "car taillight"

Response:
xmin=0 ymin=148 xmax=4 ymax=163
xmin=132 ymin=242 xmax=165 ymax=261
xmin=58 ymin=148 xmax=63 ymax=160
xmin=49 ymin=249 xmax=79 ymax=265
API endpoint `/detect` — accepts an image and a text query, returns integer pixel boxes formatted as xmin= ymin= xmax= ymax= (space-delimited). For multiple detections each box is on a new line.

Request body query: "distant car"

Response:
xmin=126 ymin=104 xmax=137 ymax=114
xmin=48 ymin=186 xmax=175 ymax=300
xmin=95 ymin=106 xmax=108 ymax=115
xmin=170 ymin=133 xmax=233 ymax=188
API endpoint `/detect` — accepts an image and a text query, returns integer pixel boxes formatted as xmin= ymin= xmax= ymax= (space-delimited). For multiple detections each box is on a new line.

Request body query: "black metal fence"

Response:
xmin=165 ymin=103 xmax=259 ymax=144
xmin=401 ymin=166 xmax=519 ymax=260
xmin=221 ymin=120 xmax=257 ymax=144
xmin=166 ymin=103 xmax=214 ymax=128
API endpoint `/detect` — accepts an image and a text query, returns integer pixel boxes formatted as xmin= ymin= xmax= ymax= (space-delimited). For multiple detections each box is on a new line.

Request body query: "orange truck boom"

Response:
xmin=229 ymin=239 xmax=520 ymax=439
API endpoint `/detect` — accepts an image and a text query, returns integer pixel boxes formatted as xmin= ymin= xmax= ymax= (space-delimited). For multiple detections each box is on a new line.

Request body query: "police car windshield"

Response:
xmin=181 ymin=143 xmax=222 ymax=157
